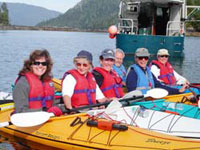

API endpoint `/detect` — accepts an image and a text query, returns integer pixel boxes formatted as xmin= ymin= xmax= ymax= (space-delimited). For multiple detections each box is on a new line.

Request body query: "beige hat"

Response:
xmin=135 ymin=48 xmax=150 ymax=57
xmin=157 ymin=49 xmax=170 ymax=56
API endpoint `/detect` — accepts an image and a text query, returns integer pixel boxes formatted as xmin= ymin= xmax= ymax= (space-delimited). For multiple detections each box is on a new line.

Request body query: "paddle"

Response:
xmin=123 ymin=88 xmax=168 ymax=99
xmin=0 ymin=100 xmax=13 ymax=105
xmin=144 ymin=88 xmax=168 ymax=99
xmin=5 ymin=96 xmax=141 ymax=128
xmin=189 ymin=83 xmax=200 ymax=89
xmin=1 ymin=88 xmax=168 ymax=128
xmin=97 ymin=88 xmax=168 ymax=115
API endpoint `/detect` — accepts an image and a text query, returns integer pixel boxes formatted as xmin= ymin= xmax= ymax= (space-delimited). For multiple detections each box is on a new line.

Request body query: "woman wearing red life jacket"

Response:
xmin=62 ymin=50 xmax=107 ymax=109
xmin=150 ymin=49 xmax=189 ymax=85
xmin=92 ymin=49 xmax=124 ymax=98
xmin=13 ymin=50 xmax=62 ymax=116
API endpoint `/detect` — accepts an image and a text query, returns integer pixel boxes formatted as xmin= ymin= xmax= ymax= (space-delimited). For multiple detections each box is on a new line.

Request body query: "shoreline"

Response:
xmin=0 ymin=25 xmax=199 ymax=36
xmin=0 ymin=25 xmax=106 ymax=33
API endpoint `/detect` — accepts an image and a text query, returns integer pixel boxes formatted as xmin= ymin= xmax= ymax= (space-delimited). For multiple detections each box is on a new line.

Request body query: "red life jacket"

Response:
xmin=16 ymin=72 xmax=54 ymax=109
xmin=151 ymin=60 xmax=176 ymax=85
xmin=62 ymin=69 xmax=96 ymax=108
xmin=93 ymin=67 xmax=124 ymax=98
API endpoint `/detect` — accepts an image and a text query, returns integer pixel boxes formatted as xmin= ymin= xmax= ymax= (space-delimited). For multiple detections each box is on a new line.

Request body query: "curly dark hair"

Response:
xmin=19 ymin=49 xmax=53 ymax=81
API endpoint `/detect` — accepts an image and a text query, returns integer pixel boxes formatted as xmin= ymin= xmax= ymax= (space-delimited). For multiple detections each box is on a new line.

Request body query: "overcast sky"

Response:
xmin=0 ymin=0 xmax=81 ymax=13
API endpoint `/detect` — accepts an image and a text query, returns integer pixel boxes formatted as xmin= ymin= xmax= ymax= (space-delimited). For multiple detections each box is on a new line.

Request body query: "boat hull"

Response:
xmin=116 ymin=34 xmax=184 ymax=57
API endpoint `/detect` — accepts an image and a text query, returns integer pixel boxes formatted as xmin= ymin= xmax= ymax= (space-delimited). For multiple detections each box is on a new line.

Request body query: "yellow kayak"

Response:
xmin=52 ymin=78 xmax=62 ymax=92
xmin=164 ymin=92 xmax=196 ymax=104
xmin=1 ymin=109 xmax=200 ymax=150
xmin=0 ymin=101 xmax=14 ymax=112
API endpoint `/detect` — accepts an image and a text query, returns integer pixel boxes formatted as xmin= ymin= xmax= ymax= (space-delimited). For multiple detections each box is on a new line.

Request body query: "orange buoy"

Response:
xmin=108 ymin=25 xmax=118 ymax=35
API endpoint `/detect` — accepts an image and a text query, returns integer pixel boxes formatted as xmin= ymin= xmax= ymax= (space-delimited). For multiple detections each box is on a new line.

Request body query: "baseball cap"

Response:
xmin=135 ymin=48 xmax=150 ymax=57
xmin=76 ymin=50 xmax=93 ymax=63
xmin=100 ymin=49 xmax=115 ymax=60
xmin=157 ymin=49 xmax=170 ymax=56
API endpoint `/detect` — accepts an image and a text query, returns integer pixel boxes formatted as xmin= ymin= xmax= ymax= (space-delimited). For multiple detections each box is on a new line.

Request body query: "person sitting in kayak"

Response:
xmin=62 ymin=50 xmax=108 ymax=109
xmin=150 ymin=49 xmax=188 ymax=85
xmin=126 ymin=48 xmax=188 ymax=95
xmin=112 ymin=48 xmax=126 ymax=86
xmin=150 ymin=49 xmax=200 ymax=94
xmin=92 ymin=49 xmax=124 ymax=98
xmin=13 ymin=49 xmax=63 ymax=116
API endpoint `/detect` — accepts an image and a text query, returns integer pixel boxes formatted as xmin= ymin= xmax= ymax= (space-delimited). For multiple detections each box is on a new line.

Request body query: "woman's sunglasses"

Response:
xmin=33 ymin=61 xmax=48 ymax=66
xmin=159 ymin=55 xmax=169 ymax=58
xmin=138 ymin=57 xmax=149 ymax=60
xmin=76 ymin=63 xmax=88 ymax=67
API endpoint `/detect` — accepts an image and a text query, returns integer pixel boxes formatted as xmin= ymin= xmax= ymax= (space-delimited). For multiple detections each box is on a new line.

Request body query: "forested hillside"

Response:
xmin=0 ymin=2 xmax=61 ymax=26
xmin=37 ymin=0 xmax=120 ymax=30
xmin=38 ymin=0 xmax=200 ymax=31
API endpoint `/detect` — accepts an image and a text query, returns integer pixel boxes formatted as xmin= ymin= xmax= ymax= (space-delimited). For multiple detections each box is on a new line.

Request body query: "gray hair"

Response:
xmin=115 ymin=48 xmax=125 ymax=57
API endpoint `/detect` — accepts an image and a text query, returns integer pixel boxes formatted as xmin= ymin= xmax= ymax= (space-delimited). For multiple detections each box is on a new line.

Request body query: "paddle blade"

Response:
xmin=122 ymin=90 xmax=142 ymax=99
xmin=105 ymin=100 xmax=122 ymax=114
xmin=145 ymin=88 xmax=168 ymax=99
xmin=11 ymin=111 xmax=53 ymax=127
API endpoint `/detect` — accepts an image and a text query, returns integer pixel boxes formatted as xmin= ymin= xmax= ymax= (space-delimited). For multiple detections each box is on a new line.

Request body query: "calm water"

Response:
xmin=0 ymin=30 xmax=115 ymax=92
xmin=0 ymin=30 xmax=200 ymax=149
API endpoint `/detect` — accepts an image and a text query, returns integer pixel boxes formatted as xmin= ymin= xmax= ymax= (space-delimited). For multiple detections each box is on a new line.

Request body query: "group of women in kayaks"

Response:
xmin=12 ymin=47 xmax=199 ymax=116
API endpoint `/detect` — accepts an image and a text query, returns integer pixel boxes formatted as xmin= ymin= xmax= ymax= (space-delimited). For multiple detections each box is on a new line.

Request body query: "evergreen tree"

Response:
xmin=1 ymin=2 xmax=9 ymax=25
xmin=0 ymin=7 xmax=2 ymax=24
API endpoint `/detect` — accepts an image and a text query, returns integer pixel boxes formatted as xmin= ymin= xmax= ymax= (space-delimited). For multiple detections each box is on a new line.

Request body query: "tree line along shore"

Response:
xmin=0 ymin=25 xmax=199 ymax=37
xmin=0 ymin=25 xmax=106 ymax=33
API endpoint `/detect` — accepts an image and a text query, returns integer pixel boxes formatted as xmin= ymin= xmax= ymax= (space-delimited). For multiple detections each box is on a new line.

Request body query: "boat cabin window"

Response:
xmin=155 ymin=7 xmax=169 ymax=35
xmin=138 ymin=4 xmax=153 ymax=35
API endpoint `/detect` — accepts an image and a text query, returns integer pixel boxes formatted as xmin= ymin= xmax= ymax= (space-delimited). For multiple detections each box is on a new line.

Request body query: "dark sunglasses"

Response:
xmin=33 ymin=61 xmax=48 ymax=66
xmin=138 ymin=57 xmax=149 ymax=60
xmin=76 ymin=63 xmax=88 ymax=67
xmin=159 ymin=55 xmax=169 ymax=58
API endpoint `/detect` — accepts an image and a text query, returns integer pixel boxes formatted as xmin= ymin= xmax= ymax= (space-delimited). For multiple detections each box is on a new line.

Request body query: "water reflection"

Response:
xmin=0 ymin=131 xmax=61 ymax=150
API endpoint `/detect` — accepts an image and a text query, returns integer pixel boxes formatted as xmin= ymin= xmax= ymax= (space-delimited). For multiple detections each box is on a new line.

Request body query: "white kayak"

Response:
xmin=88 ymin=105 xmax=200 ymax=138
xmin=0 ymin=91 xmax=12 ymax=100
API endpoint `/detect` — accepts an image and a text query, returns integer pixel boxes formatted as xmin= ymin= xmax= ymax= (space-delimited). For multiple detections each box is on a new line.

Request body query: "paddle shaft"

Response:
xmin=64 ymin=95 xmax=144 ymax=113
xmin=189 ymin=84 xmax=200 ymax=89
xmin=0 ymin=100 xmax=13 ymax=105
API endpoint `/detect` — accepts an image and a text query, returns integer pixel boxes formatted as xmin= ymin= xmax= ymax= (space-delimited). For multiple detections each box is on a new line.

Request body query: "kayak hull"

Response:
xmin=1 ymin=110 xmax=200 ymax=149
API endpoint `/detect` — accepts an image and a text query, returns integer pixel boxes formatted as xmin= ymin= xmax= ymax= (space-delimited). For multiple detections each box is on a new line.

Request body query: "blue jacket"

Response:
xmin=113 ymin=64 xmax=126 ymax=83
xmin=131 ymin=64 xmax=155 ymax=94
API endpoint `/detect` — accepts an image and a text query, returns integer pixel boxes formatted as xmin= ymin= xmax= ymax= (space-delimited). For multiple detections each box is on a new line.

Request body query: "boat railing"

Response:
xmin=166 ymin=21 xmax=185 ymax=36
xmin=118 ymin=18 xmax=138 ymax=34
